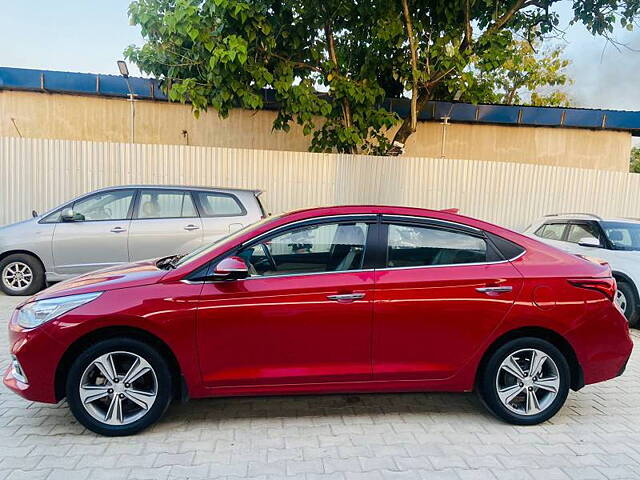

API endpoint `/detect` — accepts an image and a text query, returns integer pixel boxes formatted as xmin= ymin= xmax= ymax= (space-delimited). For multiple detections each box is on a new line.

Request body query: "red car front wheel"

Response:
xmin=66 ymin=337 xmax=173 ymax=436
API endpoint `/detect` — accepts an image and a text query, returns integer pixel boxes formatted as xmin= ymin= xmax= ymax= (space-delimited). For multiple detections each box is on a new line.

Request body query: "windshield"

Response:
xmin=174 ymin=216 xmax=278 ymax=268
xmin=601 ymin=221 xmax=640 ymax=251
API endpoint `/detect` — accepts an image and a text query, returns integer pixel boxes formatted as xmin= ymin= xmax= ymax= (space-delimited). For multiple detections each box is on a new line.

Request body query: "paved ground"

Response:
xmin=1 ymin=294 xmax=640 ymax=480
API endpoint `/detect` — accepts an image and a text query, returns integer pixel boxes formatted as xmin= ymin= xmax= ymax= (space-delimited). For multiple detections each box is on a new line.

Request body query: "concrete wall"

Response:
xmin=0 ymin=89 xmax=632 ymax=171
xmin=3 ymin=137 xmax=640 ymax=230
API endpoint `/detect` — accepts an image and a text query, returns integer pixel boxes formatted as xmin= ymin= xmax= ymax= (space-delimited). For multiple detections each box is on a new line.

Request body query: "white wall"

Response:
xmin=2 ymin=137 xmax=640 ymax=230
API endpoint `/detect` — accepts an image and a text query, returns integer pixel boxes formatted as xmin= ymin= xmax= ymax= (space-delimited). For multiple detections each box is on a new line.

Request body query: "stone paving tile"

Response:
xmin=2 ymin=293 xmax=640 ymax=479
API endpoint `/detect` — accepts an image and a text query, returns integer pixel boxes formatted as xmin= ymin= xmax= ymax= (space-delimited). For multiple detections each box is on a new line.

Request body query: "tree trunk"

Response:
xmin=389 ymin=91 xmax=430 ymax=155
xmin=401 ymin=0 xmax=419 ymax=132
xmin=324 ymin=22 xmax=353 ymax=133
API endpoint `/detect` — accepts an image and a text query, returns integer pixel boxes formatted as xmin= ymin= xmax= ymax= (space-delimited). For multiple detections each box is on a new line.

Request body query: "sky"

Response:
xmin=1 ymin=1 xmax=640 ymax=111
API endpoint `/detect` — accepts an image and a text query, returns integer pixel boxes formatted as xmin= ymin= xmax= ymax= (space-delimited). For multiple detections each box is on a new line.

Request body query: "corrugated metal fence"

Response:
xmin=2 ymin=136 xmax=640 ymax=230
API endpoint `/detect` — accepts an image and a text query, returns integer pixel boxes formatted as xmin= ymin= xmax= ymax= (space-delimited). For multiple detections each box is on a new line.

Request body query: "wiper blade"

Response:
xmin=168 ymin=254 xmax=185 ymax=268
xmin=156 ymin=255 xmax=180 ymax=270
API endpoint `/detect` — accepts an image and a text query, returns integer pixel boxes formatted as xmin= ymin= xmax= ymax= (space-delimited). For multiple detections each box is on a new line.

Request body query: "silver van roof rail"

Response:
xmin=543 ymin=213 xmax=603 ymax=221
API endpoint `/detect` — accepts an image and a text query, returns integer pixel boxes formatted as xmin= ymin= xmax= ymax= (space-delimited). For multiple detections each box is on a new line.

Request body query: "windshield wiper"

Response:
xmin=156 ymin=255 xmax=183 ymax=270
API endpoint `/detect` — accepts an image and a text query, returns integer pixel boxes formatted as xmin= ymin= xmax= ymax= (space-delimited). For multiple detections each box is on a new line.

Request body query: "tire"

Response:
xmin=66 ymin=337 xmax=173 ymax=436
xmin=478 ymin=337 xmax=570 ymax=425
xmin=0 ymin=253 xmax=46 ymax=296
xmin=615 ymin=280 xmax=638 ymax=328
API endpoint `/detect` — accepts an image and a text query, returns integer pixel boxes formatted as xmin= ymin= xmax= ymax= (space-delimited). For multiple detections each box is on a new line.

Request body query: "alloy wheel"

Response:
xmin=615 ymin=289 xmax=628 ymax=315
xmin=1 ymin=261 xmax=33 ymax=292
xmin=79 ymin=351 xmax=158 ymax=426
xmin=495 ymin=348 xmax=560 ymax=416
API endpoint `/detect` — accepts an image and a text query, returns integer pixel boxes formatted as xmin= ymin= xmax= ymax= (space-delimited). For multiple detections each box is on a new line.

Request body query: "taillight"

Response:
xmin=568 ymin=277 xmax=617 ymax=301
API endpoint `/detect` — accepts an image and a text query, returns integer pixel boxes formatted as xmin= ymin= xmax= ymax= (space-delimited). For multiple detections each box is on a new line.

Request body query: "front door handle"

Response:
xmin=184 ymin=224 xmax=200 ymax=231
xmin=476 ymin=286 xmax=513 ymax=294
xmin=327 ymin=293 xmax=366 ymax=302
xmin=110 ymin=227 xmax=127 ymax=233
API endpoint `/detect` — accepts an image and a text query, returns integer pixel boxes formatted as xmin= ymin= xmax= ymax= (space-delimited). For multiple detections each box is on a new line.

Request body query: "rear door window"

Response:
xmin=566 ymin=223 xmax=601 ymax=245
xmin=386 ymin=223 xmax=489 ymax=267
xmin=137 ymin=190 xmax=197 ymax=219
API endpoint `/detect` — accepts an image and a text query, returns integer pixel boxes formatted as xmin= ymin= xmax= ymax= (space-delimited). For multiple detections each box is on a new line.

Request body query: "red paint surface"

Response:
xmin=4 ymin=206 xmax=632 ymax=403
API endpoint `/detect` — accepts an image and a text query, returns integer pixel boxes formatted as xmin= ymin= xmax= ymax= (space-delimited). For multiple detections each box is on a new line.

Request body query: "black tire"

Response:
xmin=616 ymin=280 xmax=638 ymax=328
xmin=0 ymin=253 xmax=46 ymax=296
xmin=66 ymin=337 xmax=172 ymax=436
xmin=478 ymin=337 xmax=570 ymax=425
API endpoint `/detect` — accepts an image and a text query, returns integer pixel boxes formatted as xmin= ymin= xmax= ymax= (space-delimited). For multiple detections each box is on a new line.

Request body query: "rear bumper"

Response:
xmin=566 ymin=301 xmax=633 ymax=386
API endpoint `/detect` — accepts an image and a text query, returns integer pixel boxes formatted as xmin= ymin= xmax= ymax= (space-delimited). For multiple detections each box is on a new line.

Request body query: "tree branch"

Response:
xmin=324 ymin=21 xmax=353 ymax=133
xmin=462 ymin=0 xmax=473 ymax=51
xmin=485 ymin=0 xmax=527 ymax=37
xmin=401 ymin=0 xmax=419 ymax=132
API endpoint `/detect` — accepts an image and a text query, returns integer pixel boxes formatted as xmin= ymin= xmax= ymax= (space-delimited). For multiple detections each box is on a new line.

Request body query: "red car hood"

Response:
xmin=27 ymin=260 xmax=166 ymax=303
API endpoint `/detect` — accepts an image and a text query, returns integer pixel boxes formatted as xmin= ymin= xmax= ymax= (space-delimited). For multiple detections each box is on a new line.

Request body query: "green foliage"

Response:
xmin=126 ymin=0 xmax=639 ymax=154
xmin=455 ymin=39 xmax=573 ymax=107
xmin=631 ymin=147 xmax=640 ymax=173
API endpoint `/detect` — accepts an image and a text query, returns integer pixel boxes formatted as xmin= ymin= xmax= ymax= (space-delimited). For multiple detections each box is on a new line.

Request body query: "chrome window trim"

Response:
xmin=181 ymin=267 xmax=376 ymax=284
xmin=240 ymin=214 xmax=378 ymax=248
xmin=380 ymin=214 xmax=482 ymax=233
xmin=185 ymin=212 xmax=527 ymax=282
xmin=378 ymin=242 xmax=527 ymax=272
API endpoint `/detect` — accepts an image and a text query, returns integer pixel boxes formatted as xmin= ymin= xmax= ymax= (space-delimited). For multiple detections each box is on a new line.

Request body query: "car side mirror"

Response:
xmin=61 ymin=208 xmax=85 ymax=222
xmin=578 ymin=237 xmax=600 ymax=248
xmin=213 ymin=256 xmax=249 ymax=280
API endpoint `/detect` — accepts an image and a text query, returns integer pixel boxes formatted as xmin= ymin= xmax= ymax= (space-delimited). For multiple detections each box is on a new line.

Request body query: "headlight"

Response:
xmin=17 ymin=292 xmax=103 ymax=329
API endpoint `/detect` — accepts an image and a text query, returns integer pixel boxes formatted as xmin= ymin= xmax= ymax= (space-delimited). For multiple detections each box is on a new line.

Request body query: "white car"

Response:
xmin=523 ymin=213 xmax=640 ymax=326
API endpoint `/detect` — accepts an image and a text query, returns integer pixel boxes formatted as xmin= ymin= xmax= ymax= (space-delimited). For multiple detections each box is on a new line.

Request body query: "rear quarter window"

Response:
xmin=195 ymin=192 xmax=246 ymax=217
xmin=535 ymin=223 xmax=567 ymax=241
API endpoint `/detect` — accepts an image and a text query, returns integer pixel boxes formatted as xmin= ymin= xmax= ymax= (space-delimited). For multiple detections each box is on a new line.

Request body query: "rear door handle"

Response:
xmin=110 ymin=227 xmax=127 ymax=233
xmin=476 ymin=286 xmax=513 ymax=294
xmin=184 ymin=224 xmax=200 ymax=231
xmin=327 ymin=293 xmax=366 ymax=302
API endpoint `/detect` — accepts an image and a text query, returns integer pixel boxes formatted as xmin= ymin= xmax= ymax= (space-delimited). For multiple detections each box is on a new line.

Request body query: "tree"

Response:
xmin=126 ymin=0 xmax=638 ymax=155
xmin=631 ymin=147 xmax=640 ymax=173
xmin=458 ymin=39 xmax=573 ymax=107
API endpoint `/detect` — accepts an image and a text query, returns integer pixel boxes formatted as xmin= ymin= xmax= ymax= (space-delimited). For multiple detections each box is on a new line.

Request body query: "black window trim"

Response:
xmin=185 ymin=214 xmax=379 ymax=282
xmin=564 ymin=220 xmax=610 ymax=248
xmin=378 ymin=216 xmax=515 ymax=271
xmin=191 ymin=190 xmax=247 ymax=218
xmin=132 ymin=188 xmax=199 ymax=221
xmin=184 ymin=213 xmax=527 ymax=282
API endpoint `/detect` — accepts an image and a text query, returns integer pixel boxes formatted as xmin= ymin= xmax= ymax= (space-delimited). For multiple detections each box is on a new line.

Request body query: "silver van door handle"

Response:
xmin=476 ymin=286 xmax=513 ymax=294
xmin=184 ymin=224 xmax=200 ymax=231
xmin=327 ymin=293 xmax=366 ymax=302
xmin=110 ymin=227 xmax=127 ymax=233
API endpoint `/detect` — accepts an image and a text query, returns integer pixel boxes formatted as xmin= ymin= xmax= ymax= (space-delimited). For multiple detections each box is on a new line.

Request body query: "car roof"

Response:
xmin=91 ymin=184 xmax=262 ymax=195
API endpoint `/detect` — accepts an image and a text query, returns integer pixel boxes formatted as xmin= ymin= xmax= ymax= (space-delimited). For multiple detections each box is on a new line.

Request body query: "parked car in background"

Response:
xmin=523 ymin=213 xmax=640 ymax=326
xmin=0 ymin=185 xmax=265 ymax=296
xmin=4 ymin=206 xmax=631 ymax=435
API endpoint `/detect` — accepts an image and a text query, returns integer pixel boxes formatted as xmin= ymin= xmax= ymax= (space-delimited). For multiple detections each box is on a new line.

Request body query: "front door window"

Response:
xmin=238 ymin=222 xmax=369 ymax=277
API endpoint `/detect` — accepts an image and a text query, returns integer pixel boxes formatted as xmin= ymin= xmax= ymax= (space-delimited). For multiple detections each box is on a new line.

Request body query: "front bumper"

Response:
xmin=3 ymin=309 xmax=62 ymax=404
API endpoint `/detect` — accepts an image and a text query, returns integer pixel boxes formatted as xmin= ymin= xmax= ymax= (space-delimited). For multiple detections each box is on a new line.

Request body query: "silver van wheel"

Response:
xmin=79 ymin=351 xmax=158 ymax=426
xmin=495 ymin=348 xmax=560 ymax=416
xmin=1 ymin=261 xmax=33 ymax=292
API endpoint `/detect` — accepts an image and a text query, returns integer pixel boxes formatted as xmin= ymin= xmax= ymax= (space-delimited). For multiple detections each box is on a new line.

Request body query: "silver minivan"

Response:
xmin=0 ymin=185 xmax=265 ymax=295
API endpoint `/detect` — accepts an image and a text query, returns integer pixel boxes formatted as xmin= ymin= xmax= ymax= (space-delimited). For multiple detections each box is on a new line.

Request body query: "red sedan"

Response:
xmin=4 ymin=206 xmax=632 ymax=436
